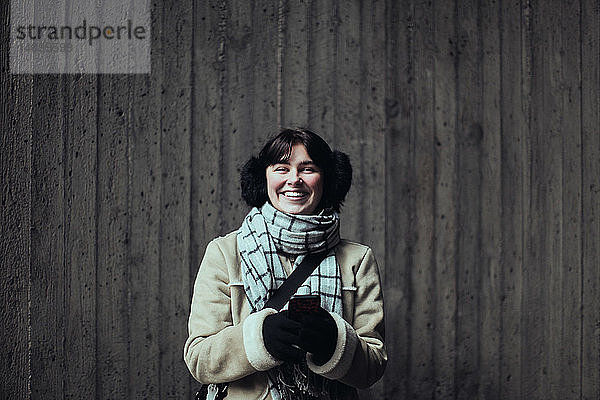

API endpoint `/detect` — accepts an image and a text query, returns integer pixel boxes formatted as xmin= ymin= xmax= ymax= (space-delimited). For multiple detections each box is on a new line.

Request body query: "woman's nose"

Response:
xmin=287 ymin=170 xmax=302 ymax=185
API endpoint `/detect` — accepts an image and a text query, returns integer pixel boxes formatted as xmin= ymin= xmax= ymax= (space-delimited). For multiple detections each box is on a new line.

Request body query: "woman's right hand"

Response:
xmin=262 ymin=311 xmax=305 ymax=363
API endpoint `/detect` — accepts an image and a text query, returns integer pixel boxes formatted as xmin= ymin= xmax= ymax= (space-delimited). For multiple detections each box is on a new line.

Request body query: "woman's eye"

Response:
xmin=274 ymin=167 xmax=288 ymax=172
xmin=302 ymin=166 xmax=318 ymax=173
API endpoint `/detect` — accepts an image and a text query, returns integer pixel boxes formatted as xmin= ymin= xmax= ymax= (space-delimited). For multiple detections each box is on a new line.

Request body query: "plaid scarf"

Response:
xmin=238 ymin=202 xmax=342 ymax=314
xmin=237 ymin=202 xmax=344 ymax=400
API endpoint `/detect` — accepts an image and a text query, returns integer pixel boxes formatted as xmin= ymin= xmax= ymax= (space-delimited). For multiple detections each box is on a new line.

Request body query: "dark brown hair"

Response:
xmin=240 ymin=128 xmax=352 ymax=213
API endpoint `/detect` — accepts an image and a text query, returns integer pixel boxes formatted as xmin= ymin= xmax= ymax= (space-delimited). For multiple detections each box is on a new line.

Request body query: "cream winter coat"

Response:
xmin=184 ymin=231 xmax=387 ymax=399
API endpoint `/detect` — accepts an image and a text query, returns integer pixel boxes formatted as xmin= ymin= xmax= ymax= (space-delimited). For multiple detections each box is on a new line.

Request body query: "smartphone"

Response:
xmin=288 ymin=294 xmax=321 ymax=322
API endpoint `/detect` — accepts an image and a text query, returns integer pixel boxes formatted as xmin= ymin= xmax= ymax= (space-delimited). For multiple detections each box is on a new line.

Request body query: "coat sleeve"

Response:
xmin=183 ymin=239 xmax=282 ymax=384
xmin=306 ymin=247 xmax=387 ymax=389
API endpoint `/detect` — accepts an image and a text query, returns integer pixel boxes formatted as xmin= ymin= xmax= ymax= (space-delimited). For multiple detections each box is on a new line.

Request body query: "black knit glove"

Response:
xmin=262 ymin=310 xmax=305 ymax=363
xmin=299 ymin=307 xmax=338 ymax=365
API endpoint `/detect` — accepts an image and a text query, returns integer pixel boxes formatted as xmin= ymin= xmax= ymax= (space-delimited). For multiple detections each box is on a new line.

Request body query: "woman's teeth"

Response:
xmin=283 ymin=192 xmax=307 ymax=198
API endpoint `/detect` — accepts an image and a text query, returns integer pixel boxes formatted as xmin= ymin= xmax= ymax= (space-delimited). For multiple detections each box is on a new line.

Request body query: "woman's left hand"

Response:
xmin=298 ymin=307 xmax=338 ymax=365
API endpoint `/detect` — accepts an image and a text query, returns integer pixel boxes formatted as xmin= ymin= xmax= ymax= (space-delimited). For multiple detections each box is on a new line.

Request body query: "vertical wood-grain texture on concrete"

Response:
xmin=0 ymin=0 xmax=31 ymax=397
xmin=581 ymin=2 xmax=600 ymax=400
xmin=1 ymin=0 xmax=599 ymax=399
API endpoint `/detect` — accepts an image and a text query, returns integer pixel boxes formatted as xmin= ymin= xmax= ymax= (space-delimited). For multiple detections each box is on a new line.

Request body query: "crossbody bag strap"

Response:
xmin=264 ymin=251 xmax=328 ymax=311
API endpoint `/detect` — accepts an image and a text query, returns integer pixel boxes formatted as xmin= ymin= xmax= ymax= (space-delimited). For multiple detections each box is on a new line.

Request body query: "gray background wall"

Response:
xmin=1 ymin=0 xmax=599 ymax=399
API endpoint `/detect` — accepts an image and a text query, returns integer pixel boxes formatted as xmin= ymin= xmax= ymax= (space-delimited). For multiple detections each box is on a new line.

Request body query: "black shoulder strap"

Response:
xmin=263 ymin=252 xmax=328 ymax=311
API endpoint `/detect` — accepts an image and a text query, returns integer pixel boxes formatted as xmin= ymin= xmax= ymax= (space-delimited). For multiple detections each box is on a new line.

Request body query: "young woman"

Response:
xmin=184 ymin=129 xmax=386 ymax=399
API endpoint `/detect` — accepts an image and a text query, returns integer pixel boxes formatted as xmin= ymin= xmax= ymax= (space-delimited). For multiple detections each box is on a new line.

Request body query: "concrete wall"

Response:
xmin=1 ymin=0 xmax=599 ymax=398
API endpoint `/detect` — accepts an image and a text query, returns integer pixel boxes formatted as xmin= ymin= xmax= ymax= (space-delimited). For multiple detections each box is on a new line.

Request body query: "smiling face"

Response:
xmin=266 ymin=143 xmax=324 ymax=215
